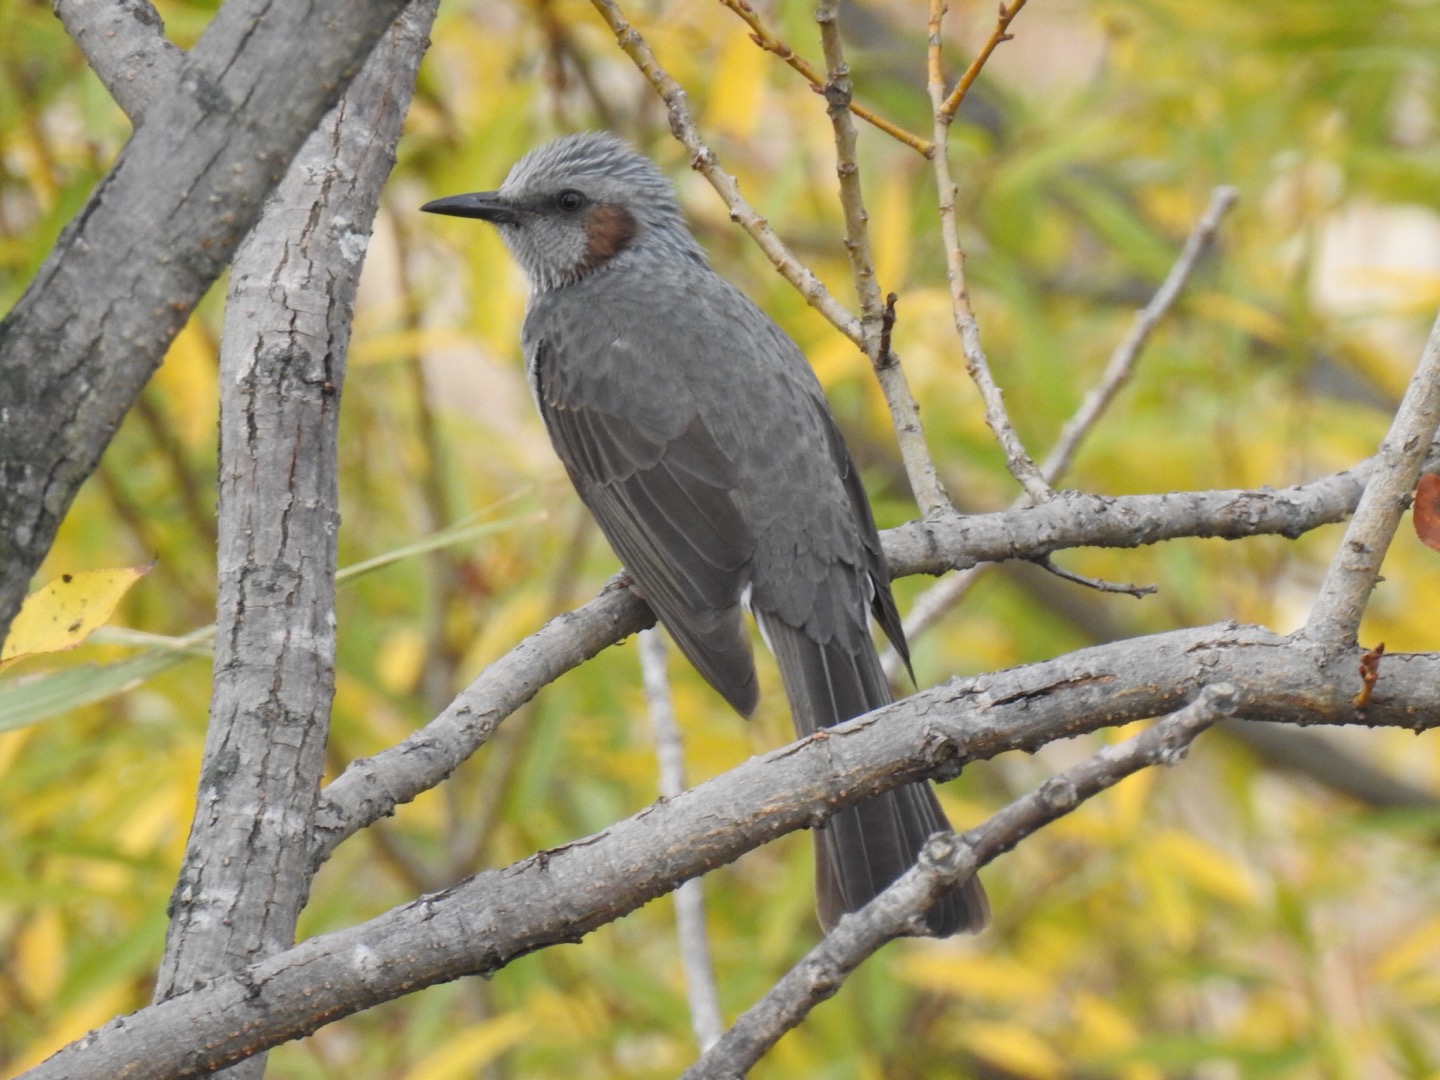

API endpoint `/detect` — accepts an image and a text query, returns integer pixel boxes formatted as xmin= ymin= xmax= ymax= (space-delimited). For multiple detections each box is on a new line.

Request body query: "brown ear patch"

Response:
xmin=581 ymin=203 xmax=639 ymax=269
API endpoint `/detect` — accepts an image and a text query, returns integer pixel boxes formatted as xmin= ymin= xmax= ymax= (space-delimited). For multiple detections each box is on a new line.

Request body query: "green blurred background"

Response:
xmin=3 ymin=0 xmax=1440 ymax=1076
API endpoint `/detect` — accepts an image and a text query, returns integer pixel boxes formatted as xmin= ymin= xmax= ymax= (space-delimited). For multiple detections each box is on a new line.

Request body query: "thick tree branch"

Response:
xmin=52 ymin=0 xmax=181 ymax=122
xmin=684 ymin=684 xmax=1237 ymax=1078
xmin=21 ymin=628 xmax=1440 ymax=1080
xmin=310 ymin=574 xmax=655 ymax=864
xmin=0 ymin=0 xmax=410 ymax=646
xmin=312 ymin=462 xmax=1371 ymax=855
xmin=151 ymin=16 xmax=436 ymax=1080
xmin=887 ymin=464 xmax=1368 ymax=575
xmin=994 ymin=559 xmax=1440 ymax=811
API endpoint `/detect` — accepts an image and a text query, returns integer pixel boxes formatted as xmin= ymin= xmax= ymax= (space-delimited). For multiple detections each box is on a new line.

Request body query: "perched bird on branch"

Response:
xmin=424 ymin=132 xmax=987 ymax=936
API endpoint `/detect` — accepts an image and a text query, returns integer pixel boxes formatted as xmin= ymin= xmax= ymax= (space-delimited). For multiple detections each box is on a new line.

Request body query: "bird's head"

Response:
xmin=422 ymin=132 xmax=705 ymax=293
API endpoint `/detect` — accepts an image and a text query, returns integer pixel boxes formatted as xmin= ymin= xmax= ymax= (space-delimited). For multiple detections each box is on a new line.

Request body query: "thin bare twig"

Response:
xmin=682 ymin=683 xmax=1237 ymax=1078
xmin=1304 ymin=308 xmax=1440 ymax=647
xmin=590 ymin=0 xmax=952 ymax=510
xmin=816 ymin=0 xmax=949 ymax=513
xmin=638 ymin=629 xmax=725 ymax=1051
xmin=1042 ymin=186 xmax=1239 ymax=480
xmin=589 ymin=0 xmax=865 ymax=347
xmin=1032 ymin=555 xmax=1154 ymax=598
xmin=927 ymin=0 xmax=1050 ymax=501
xmin=816 ymin=0 xmax=883 ymax=348
xmin=939 ymin=0 xmax=1028 ymax=122
xmin=887 ymin=186 xmax=1241 ymax=672
xmin=715 ymin=0 xmax=934 ymax=156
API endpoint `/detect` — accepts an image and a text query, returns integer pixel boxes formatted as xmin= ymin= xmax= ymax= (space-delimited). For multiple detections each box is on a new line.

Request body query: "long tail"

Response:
xmin=759 ymin=614 xmax=989 ymax=936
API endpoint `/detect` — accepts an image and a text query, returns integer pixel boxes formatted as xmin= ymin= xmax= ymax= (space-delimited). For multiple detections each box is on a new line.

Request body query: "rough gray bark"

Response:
xmin=309 ymin=461 xmax=1376 ymax=860
xmin=140 ymin=9 xmax=439 ymax=1080
xmin=18 ymin=625 xmax=1440 ymax=1080
xmin=888 ymin=462 xmax=1371 ymax=576
xmin=51 ymin=0 xmax=182 ymax=121
xmin=11 ymin=3 xmax=1438 ymax=1072
xmin=0 ymin=0 xmax=409 ymax=647
xmin=1304 ymin=309 xmax=1440 ymax=647
xmin=683 ymin=686 xmax=1238 ymax=1080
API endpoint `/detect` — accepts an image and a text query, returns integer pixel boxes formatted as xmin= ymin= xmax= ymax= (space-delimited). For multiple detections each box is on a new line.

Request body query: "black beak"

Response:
xmin=420 ymin=191 xmax=520 ymax=225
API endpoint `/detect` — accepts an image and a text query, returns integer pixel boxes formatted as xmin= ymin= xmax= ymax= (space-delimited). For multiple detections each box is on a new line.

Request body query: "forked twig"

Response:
xmin=939 ymin=0 xmax=1028 ymax=122
xmin=817 ymin=0 xmax=949 ymax=512
xmin=886 ymin=188 xmax=1239 ymax=671
xmin=716 ymin=0 xmax=934 ymax=156
xmin=683 ymin=684 xmax=1237 ymax=1078
xmin=927 ymin=0 xmax=1049 ymax=501
xmin=589 ymin=0 xmax=864 ymax=346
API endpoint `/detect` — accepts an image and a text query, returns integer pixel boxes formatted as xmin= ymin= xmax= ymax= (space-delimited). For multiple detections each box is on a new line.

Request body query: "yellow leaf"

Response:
xmin=1132 ymin=845 xmax=1195 ymax=950
xmin=15 ymin=908 xmax=66 ymax=1006
xmin=897 ymin=950 xmax=1050 ymax=1005
xmin=153 ymin=317 xmax=218 ymax=448
xmin=806 ymin=333 xmax=859 ymax=389
xmin=959 ymin=1020 xmax=1065 ymax=1080
xmin=116 ymin=786 xmax=190 ymax=859
xmin=870 ymin=169 xmax=914 ymax=288
xmin=1189 ymin=292 xmax=1289 ymax=346
xmin=350 ymin=327 xmax=478 ymax=367
xmin=401 ymin=1012 xmax=534 ymax=1080
xmin=1152 ymin=827 xmax=1259 ymax=907
xmin=0 ymin=726 xmax=34 ymax=781
xmin=1102 ymin=759 xmax=1156 ymax=836
xmin=377 ymin=626 xmax=426 ymax=695
xmin=1373 ymin=913 xmax=1440 ymax=983
xmin=704 ymin=32 xmax=766 ymax=139
xmin=1072 ymin=991 xmax=1164 ymax=1079
xmin=2 ymin=566 xmax=150 ymax=663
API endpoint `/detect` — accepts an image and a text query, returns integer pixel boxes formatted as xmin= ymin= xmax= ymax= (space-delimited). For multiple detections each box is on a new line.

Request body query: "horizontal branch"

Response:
xmin=26 ymin=624 xmax=1439 ymax=1080
xmin=685 ymin=684 xmax=1236 ymax=1077
xmin=310 ymin=461 xmax=1372 ymax=858
xmin=888 ymin=463 xmax=1369 ymax=576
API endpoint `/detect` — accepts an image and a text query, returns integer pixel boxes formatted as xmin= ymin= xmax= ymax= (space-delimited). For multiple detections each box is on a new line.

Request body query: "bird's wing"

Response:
xmin=529 ymin=336 xmax=760 ymax=715
xmin=818 ymin=408 xmax=911 ymax=675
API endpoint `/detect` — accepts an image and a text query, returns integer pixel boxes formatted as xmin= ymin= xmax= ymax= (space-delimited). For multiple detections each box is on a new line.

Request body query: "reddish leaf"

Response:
xmin=1414 ymin=473 xmax=1440 ymax=551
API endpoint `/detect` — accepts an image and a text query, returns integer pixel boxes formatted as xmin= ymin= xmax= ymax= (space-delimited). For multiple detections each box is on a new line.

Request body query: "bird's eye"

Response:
xmin=556 ymin=189 xmax=587 ymax=213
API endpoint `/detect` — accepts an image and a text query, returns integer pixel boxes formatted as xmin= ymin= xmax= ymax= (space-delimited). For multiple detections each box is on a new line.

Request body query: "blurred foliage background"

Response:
xmin=4 ymin=0 xmax=1440 ymax=1077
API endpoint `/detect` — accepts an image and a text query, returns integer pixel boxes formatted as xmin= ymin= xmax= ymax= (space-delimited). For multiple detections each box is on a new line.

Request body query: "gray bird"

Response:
xmin=423 ymin=132 xmax=987 ymax=936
